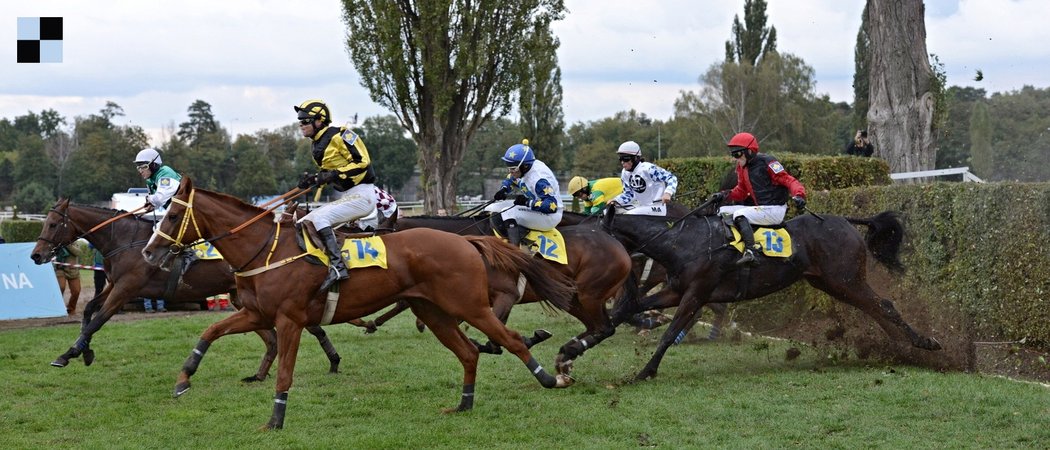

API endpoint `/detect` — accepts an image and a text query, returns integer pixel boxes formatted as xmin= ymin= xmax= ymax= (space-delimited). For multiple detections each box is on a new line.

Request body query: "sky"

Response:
xmin=3 ymin=0 xmax=1050 ymax=146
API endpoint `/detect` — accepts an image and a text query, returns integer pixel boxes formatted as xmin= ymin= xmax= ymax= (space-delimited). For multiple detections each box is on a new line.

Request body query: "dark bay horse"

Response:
xmin=29 ymin=199 xmax=342 ymax=380
xmin=560 ymin=209 xmax=731 ymax=339
xmin=387 ymin=213 xmax=636 ymax=383
xmin=601 ymin=209 xmax=942 ymax=381
xmin=140 ymin=178 xmax=575 ymax=429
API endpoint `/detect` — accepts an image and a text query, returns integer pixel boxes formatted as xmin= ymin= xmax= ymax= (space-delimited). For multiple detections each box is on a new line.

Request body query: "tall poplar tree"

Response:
xmin=518 ymin=20 xmax=565 ymax=172
xmin=852 ymin=6 xmax=871 ymax=132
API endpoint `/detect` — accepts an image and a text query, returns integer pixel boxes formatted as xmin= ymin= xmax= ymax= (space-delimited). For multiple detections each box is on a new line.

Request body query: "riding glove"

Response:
xmin=792 ymin=196 xmax=806 ymax=210
xmin=493 ymin=187 xmax=508 ymax=201
xmin=297 ymin=172 xmax=317 ymax=189
xmin=513 ymin=195 xmax=530 ymax=206
xmin=317 ymin=170 xmax=339 ymax=185
xmin=707 ymin=191 xmax=726 ymax=203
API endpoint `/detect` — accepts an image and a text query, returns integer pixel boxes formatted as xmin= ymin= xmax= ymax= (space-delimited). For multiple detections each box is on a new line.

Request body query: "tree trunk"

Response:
xmin=866 ymin=0 xmax=936 ymax=174
xmin=418 ymin=128 xmax=465 ymax=214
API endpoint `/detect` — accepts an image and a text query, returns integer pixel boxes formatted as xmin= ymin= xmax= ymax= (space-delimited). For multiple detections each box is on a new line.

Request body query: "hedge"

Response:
xmin=1 ymin=219 xmax=44 ymax=243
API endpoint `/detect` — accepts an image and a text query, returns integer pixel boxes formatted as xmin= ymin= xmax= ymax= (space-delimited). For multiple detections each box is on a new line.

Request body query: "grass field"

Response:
xmin=2 ymin=306 xmax=1047 ymax=448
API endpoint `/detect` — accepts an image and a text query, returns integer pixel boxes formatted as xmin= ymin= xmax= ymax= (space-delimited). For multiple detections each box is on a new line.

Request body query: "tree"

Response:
xmin=176 ymin=100 xmax=220 ymax=146
xmin=866 ymin=0 xmax=937 ymax=173
xmin=228 ymin=137 xmax=276 ymax=201
xmin=166 ymin=100 xmax=230 ymax=191
xmin=359 ymin=115 xmax=417 ymax=192
xmin=518 ymin=20 xmax=565 ymax=172
xmin=342 ymin=0 xmax=566 ymax=213
xmin=65 ymin=103 xmax=150 ymax=203
xmin=725 ymin=0 xmax=776 ymax=66
xmin=968 ymin=100 xmax=992 ymax=179
xmin=12 ymin=181 xmax=54 ymax=214
xmin=459 ymin=117 xmax=518 ymax=197
xmin=852 ymin=6 xmax=871 ymax=131
xmin=938 ymin=86 xmax=987 ymax=169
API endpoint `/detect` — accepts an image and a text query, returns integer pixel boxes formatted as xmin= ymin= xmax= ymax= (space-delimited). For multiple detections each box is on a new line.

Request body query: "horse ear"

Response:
xmin=181 ymin=177 xmax=193 ymax=191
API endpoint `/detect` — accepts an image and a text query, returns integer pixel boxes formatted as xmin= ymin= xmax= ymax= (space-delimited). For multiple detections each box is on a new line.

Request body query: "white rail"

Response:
xmin=890 ymin=167 xmax=984 ymax=183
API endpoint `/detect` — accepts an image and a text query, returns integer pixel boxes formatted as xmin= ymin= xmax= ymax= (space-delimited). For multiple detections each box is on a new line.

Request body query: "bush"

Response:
xmin=0 ymin=219 xmax=44 ymax=243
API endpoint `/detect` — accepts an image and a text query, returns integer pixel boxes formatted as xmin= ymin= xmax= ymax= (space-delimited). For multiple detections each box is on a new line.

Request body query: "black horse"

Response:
xmin=560 ymin=208 xmax=731 ymax=339
xmin=601 ymin=208 xmax=942 ymax=381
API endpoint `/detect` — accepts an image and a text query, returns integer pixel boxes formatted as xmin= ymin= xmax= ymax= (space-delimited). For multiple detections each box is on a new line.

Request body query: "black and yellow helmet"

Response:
xmin=294 ymin=99 xmax=331 ymax=124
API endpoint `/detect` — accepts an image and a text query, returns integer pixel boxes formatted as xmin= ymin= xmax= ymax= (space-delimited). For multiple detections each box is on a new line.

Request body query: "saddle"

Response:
xmin=294 ymin=220 xmax=388 ymax=270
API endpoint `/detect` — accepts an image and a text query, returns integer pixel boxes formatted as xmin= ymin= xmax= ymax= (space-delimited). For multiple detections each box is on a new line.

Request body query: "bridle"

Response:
xmin=151 ymin=187 xmax=311 ymax=274
xmin=37 ymin=202 xmax=153 ymax=260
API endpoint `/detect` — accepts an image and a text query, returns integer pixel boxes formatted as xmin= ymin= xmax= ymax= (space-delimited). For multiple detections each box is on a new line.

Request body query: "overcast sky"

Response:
xmin=3 ymin=0 xmax=1049 ymax=145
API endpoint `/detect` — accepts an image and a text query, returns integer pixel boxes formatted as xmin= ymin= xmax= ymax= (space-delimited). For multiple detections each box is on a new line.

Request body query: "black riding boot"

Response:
xmin=318 ymin=226 xmax=349 ymax=290
xmin=505 ymin=219 xmax=525 ymax=247
xmin=734 ymin=216 xmax=758 ymax=266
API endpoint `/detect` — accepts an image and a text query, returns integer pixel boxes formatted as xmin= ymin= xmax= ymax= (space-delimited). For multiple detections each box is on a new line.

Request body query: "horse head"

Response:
xmin=142 ymin=177 xmax=201 ymax=270
xmin=31 ymin=198 xmax=77 ymax=265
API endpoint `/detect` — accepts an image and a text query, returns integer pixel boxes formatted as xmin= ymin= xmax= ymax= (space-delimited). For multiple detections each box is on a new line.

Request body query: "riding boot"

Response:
xmin=505 ymin=219 xmax=524 ymax=247
xmin=734 ymin=216 xmax=758 ymax=266
xmin=318 ymin=226 xmax=349 ymax=291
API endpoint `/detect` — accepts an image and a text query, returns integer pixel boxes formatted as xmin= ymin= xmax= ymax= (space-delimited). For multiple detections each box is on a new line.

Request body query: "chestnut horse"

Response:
xmin=601 ymin=209 xmax=942 ymax=381
xmin=385 ymin=213 xmax=639 ymax=383
xmin=29 ymin=199 xmax=344 ymax=379
xmin=140 ymin=178 xmax=575 ymax=429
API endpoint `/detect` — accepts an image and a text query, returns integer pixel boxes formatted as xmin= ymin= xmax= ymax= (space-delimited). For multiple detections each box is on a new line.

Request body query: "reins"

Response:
xmin=610 ymin=198 xmax=716 ymax=252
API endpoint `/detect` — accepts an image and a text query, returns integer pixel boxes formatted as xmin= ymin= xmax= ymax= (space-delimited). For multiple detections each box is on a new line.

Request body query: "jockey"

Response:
xmin=492 ymin=139 xmax=563 ymax=246
xmin=293 ymin=99 xmax=378 ymax=288
xmin=609 ymin=141 xmax=678 ymax=216
xmin=568 ymin=176 xmax=622 ymax=216
xmin=707 ymin=132 xmax=806 ymax=266
xmin=134 ymin=147 xmax=182 ymax=213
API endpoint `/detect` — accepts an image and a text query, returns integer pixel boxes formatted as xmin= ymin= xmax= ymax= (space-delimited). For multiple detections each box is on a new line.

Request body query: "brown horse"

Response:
xmin=29 ymin=199 xmax=342 ymax=380
xmin=601 ymin=209 xmax=942 ymax=381
xmin=140 ymin=178 xmax=575 ymax=429
xmin=386 ymin=213 xmax=638 ymax=383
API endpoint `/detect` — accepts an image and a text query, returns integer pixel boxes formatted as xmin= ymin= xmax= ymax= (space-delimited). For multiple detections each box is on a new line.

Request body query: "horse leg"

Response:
xmin=408 ymin=300 xmax=480 ymax=412
xmin=636 ymin=286 xmax=709 ymax=381
xmin=455 ymin=303 xmax=558 ymax=389
xmin=51 ymin=285 xmax=123 ymax=368
xmin=304 ymin=325 xmax=341 ymax=373
xmin=807 ymin=276 xmax=941 ymax=351
xmin=243 ymin=328 xmax=277 ymax=382
xmin=555 ymin=290 xmax=617 ymax=387
xmin=264 ymin=317 xmax=305 ymax=430
xmin=366 ymin=300 xmax=412 ymax=332
xmin=175 ymin=309 xmax=269 ymax=398
xmin=706 ymin=302 xmax=730 ymax=340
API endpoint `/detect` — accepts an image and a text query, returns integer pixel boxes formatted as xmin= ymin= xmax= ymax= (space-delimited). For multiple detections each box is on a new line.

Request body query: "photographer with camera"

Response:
xmin=845 ymin=129 xmax=875 ymax=157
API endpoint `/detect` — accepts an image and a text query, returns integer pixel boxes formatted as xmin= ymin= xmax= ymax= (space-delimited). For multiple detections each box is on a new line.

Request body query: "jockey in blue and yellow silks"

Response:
xmin=491 ymin=139 xmax=563 ymax=246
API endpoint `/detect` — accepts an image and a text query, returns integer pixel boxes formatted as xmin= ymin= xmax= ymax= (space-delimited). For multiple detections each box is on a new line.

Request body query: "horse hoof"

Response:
xmin=241 ymin=375 xmax=264 ymax=383
xmin=173 ymin=382 xmax=191 ymax=398
xmin=634 ymin=370 xmax=656 ymax=382
xmin=534 ymin=329 xmax=552 ymax=342
xmin=83 ymin=348 xmax=95 ymax=366
xmin=926 ymin=337 xmax=943 ymax=351
xmin=50 ymin=358 xmax=68 ymax=368
xmin=554 ymin=374 xmax=575 ymax=388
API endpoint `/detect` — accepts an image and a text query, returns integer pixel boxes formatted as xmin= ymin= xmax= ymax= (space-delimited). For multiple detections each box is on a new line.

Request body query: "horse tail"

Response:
xmin=846 ymin=211 xmax=905 ymax=274
xmin=463 ymin=236 xmax=576 ymax=313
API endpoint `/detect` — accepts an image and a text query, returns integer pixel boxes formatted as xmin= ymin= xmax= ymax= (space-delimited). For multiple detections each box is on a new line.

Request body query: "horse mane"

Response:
xmin=69 ymin=202 xmax=158 ymax=225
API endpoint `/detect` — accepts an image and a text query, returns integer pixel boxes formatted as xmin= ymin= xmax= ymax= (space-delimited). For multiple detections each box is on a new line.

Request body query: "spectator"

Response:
xmin=89 ymin=243 xmax=107 ymax=298
xmin=54 ymin=240 xmax=85 ymax=315
xmin=845 ymin=130 xmax=875 ymax=157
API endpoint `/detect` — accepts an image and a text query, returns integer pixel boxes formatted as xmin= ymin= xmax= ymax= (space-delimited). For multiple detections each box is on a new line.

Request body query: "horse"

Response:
xmin=140 ymin=178 xmax=576 ymax=429
xmin=29 ymin=199 xmax=343 ymax=380
xmin=600 ymin=208 xmax=942 ymax=381
xmin=386 ymin=212 xmax=637 ymax=382
xmin=560 ymin=209 xmax=731 ymax=339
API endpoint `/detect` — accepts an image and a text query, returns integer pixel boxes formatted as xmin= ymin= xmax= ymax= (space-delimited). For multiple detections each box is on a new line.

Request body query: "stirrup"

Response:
xmin=735 ymin=249 xmax=757 ymax=266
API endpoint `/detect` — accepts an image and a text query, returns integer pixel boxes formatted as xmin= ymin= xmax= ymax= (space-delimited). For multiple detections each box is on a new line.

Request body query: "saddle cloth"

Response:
xmin=301 ymin=226 xmax=388 ymax=269
xmin=729 ymin=226 xmax=793 ymax=258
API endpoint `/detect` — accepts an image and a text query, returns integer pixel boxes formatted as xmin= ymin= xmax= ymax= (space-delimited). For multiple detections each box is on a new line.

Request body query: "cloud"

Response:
xmin=2 ymin=0 xmax=1049 ymax=145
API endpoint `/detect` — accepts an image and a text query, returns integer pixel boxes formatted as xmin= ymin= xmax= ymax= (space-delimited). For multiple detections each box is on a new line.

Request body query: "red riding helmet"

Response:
xmin=727 ymin=132 xmax=759 ymax=154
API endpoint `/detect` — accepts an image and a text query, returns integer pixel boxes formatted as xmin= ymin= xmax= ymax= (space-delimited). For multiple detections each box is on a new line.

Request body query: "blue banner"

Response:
xmin=0 ymin=243 xmax=67 ymax=320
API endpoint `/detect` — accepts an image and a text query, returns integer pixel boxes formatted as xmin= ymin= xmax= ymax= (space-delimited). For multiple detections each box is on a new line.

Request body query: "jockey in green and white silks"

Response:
xmin=134 ymin=148 xmax=183 ymax=210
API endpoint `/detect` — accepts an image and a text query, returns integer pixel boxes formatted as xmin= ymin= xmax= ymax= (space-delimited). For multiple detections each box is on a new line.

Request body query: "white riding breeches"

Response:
xmin=717 ymin=204 xmax=787 ymax=226
xmin=299 ymin=183 xmax=377 ymax=230
xmin=487 ymin=200 xmax=562 ymax=231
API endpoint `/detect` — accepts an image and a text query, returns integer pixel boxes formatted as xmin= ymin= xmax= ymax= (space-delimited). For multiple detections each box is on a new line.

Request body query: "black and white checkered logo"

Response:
xmin=17 ymin=17 xmax=63 ymax=63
